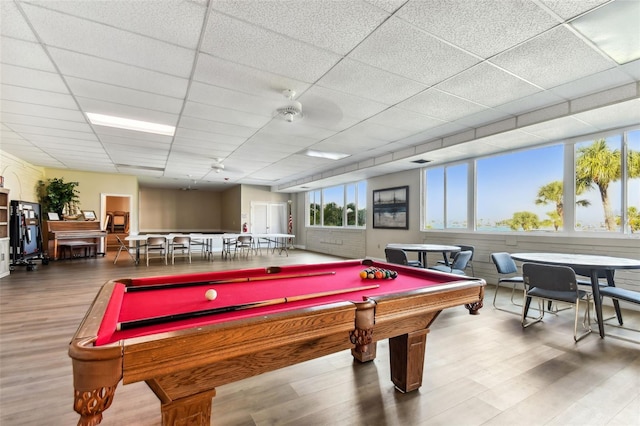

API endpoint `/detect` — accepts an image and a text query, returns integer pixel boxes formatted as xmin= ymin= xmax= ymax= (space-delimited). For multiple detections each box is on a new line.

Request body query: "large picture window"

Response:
xmin=307 ymin=181 xmax=367 ymax=228
xmin=424 ymin=126 xmax=639 ymax=235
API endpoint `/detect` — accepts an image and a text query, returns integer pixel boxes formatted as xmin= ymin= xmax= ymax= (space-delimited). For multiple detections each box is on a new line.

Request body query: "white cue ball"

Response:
xmin=205 ymin=289 xmax=217 ymax=301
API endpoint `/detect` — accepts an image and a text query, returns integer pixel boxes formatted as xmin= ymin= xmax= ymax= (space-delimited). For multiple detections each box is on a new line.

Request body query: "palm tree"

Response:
xmin=575 ymin=139 xmax=621 ymax=231
xmin=507 ymin=211 xmax=540 ymax=231
xmin=535 ymin=180 xmax=590 ymax=231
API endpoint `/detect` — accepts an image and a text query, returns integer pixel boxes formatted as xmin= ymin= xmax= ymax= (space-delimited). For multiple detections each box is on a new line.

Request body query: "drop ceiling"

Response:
xmin=1 ymin=0 xmax=639 ymax=192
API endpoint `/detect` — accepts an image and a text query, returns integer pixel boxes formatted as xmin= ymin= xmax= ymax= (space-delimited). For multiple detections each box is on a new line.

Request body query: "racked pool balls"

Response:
xmin=359 ymin=267 xmax=397 ymax=280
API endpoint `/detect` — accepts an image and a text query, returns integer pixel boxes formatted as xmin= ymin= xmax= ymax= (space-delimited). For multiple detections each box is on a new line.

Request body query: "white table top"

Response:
xmin=386 ymin=243 xmax=461 ymax=253
xmin=510 ymin=253 xmax=640 ymax=270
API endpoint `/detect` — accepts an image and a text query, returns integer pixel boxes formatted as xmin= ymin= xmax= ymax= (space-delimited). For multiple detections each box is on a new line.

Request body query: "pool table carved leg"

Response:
xmin=350 ymin=299 xmax=377 ymax=362
xmin=389 ymin=329 xmax=429 ymax=393
xmin=465 ymin=286 xmax=485 ymax=315
xmin=73 ymin=385 xmax=118 ymax=426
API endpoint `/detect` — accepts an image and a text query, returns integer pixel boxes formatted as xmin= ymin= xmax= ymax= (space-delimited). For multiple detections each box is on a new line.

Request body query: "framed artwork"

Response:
xmin=82 ymin=210 xmax=97 ymax=221
xmin=47 ymin=212 xmax=60 ymax=221
xmin=372 ymin=186 xmax=409 ymax=229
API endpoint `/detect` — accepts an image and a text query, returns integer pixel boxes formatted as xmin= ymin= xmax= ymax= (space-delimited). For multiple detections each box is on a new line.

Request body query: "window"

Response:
xmin=425 ymin=164 xmax=468 ymax=230
xmin=424 ymin=126 xmax=639 ymax=235
xmin=575 ymin=135 xmax=622 ymax=232
xmin=627 ymin=130 xmax=640 ymax=233
xmin=478 ymin=145 xmax=564 ymax=232
xmin=307 ymin=181 xmax=367 ymax=228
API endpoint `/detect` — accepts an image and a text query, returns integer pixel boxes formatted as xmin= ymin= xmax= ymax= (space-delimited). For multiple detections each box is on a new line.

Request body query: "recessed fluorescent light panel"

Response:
xmin=87 ymin=113 xmax=175 ymax=136
xmin=570 ymin=1 xmax=640 ymax=65
xmin=302 ymin=149 xmax=350 ymax=160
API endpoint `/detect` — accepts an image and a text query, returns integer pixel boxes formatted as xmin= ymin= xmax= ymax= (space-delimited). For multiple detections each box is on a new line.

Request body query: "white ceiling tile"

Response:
xmin=178 ymin=116 xmax=256 ymax=138
xmin=548 ymin=67 xmax=635 ymax=100
xmin=365 ymin=0 xmax=406 ymax=14
xmin=350 ymin=17 xmax=479 ymax=86
xmin=6 ymin=123 xmax=95 ymax=140
xmin=397 ymin=0 xmax=559 ymax=58
xmin=201 ymin=12 xmax=341 ymax=83
xmin=366 ymin=107 xmax=445 ymax=134
xmin=491 ymin=26 xmax=615 ymax=89
xmin=173 ymin=127 xmax=246 ymax=146
xmin=1 ymin=113 xmax=92 ymax=132
xmin=1 ymin=100 xmax=84 ymax=122
xmin=1 ymin=85 xmax=78 ymax=110
xmin=0 ymin=1 xmax=38 ymax=41
xmin=30 ymin=0 xmax=207 ymax=48
xmin=453 ymin=109 xmax=513 ymax=129
xmin=67 ymin=77 xmax=184 ymax=114
xmin=257 ymin=120 xmax=336 ymax=140
xmin=182 ymin=101 xmax=270 ymax=129
xmin=436 ymin=63 xmax=541 ymax=108
xmin=193 ymin=54 xmax=311 ymax=100
xmin=318 ymin=58 xmax=427 ymax=104
xmin=493 ymin=90 xmax=566 ymax=116
xmin=1 ymin=64 xmax=69 ymax=93
xmin=301 ymin=86 xmax=388 ymax=120
xmin=20 ymin=2 xmax=196 ymax=77
xmin=1 ymin=38 xmax=56 ymax=72
xmin=188 ymin=81 xmax=279 ymax=116
xmin=539 ymin=0 xmax=609 ymax=20
xmin=48 ymin=48 xmax=190 ymax=98
xmin=212 ymin=0 xmax=389 ymax=55
xmin=398 ymin=89 xmax=487 ymax=121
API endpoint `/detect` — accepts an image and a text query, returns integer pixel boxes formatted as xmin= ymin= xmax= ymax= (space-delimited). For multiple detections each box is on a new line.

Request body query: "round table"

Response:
xmin=385 ymin=244 xmax=461 ymax=267
xmin=510 ymin=253 xmax=640 ymax=338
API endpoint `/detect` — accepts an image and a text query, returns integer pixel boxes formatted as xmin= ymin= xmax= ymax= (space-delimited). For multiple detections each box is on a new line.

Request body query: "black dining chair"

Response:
xmin=521 ymin=263 xmax=592 ymax=342
xmin=438 ymin=245 xmax=475 ymax=275
xmin=385 ymin=247 xmax=423 ymax=268
xmin=429 ymin=250 xmax=472 ymax=275
xmin=490 ymin=252 xmax=525 ymax=313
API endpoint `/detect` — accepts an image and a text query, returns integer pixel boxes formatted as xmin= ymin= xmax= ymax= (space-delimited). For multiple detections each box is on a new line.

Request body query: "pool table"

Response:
xmin=69 ymin=259 xmax=485 ymax=426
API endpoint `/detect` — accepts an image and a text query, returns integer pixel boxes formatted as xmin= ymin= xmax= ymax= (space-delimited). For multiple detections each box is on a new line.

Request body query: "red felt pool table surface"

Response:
xmin=100 ymin=260 xmax=459 ymax=345
xmin=70 ymin=259 xmax=485 ymax=426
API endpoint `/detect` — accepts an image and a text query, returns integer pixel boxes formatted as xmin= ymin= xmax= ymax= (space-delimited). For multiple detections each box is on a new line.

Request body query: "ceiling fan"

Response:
xmin=211 ymin=158 xmax=225 ymax=173
xmin=180 ymin=176 xmax=198 ymax=191
xmin=275 ymin=89 xmax=303 ymax=123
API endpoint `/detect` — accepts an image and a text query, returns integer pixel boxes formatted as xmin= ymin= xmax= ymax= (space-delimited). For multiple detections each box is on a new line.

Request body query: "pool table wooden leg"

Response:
xmin=389 ymin=329 xmax=429 ymax=393
xmin=158 ymin=388 xmax=217 ymax=426
xmin=350 ymin=300 xmax=377 ymax=362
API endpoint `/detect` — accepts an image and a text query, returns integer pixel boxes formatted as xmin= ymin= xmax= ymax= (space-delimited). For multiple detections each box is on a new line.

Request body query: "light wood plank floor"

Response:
xmin=1 ymin=250 xmax=639 ymax=426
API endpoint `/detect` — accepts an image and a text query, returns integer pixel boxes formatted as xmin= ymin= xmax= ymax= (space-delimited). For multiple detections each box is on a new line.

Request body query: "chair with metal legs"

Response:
xmin=491 ymin=252 xmax=525 ymax=313
xmin=521 ymin=263 xmax=592 ymax=342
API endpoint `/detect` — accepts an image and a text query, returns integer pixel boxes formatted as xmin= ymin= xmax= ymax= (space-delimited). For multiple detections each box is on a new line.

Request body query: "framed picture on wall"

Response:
xmin=372 ymin=186 xmax=409 ymax=229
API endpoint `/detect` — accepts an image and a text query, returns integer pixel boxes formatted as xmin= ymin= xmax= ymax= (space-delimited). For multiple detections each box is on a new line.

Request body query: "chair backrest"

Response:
xmin=237 ymin=235 xmax=252 ymax=244
xmin=385 ymin=247 xmax=409 ymax=266
xmin=451 ymin=250 xmax=472 ymax=270
xmin=173 ymin=236 xmax=190 ymax=245
xmin=491 ymin=252 xmax=518 ymax=275
xmin=456 ymin=245 xmax=474 ymax=260
xmin=523 ymin=263 xmax=578 ymax=293
xmin=147 ymin=236 xmax=166 ymax=246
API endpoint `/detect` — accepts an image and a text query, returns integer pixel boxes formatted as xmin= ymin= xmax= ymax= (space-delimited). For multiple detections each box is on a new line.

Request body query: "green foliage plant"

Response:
xmin=38 ymin=178 xmax=80 ymax=216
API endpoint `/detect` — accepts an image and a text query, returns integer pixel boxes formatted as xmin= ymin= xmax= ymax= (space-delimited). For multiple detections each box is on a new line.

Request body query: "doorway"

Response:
xmin=101 ymin=193 xmax=132 ymax=251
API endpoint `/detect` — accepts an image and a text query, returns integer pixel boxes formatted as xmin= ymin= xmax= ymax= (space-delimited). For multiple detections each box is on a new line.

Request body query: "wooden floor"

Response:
xmin=1 ymin=250 xmax=639 ymax=426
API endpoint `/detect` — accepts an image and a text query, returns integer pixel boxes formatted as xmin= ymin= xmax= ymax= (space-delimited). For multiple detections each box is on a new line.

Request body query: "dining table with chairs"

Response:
xmin=510 ymin=252 xmax=640 ymax=338
xmin=385 ymin=243 xmax=461 ymax=268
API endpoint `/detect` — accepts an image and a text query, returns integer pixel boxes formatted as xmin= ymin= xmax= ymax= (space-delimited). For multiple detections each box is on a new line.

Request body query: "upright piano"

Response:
xmin=45 ymin=221 xmax=107 ymax=260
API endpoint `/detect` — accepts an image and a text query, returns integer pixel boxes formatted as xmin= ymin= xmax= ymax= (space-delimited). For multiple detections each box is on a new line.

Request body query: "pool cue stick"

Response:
xmin=125 ymin=271 xmax=337 ymax=293
xmin=117 ymin=283 xmax=380 ymax=331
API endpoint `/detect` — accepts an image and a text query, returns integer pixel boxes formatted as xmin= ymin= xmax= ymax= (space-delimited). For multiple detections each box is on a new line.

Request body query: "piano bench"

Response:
xmin=59 ymin=242 xmax=98 ymax=260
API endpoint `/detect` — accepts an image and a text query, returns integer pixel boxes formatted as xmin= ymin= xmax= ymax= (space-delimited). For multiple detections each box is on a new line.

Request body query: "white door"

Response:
xmin=251 ymin=202 xmax=286 ymax=234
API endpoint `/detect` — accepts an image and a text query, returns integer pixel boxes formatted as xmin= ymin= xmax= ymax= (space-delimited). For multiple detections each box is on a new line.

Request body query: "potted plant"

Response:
xmin=38 ymin=178 xmax=80 ymax=218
